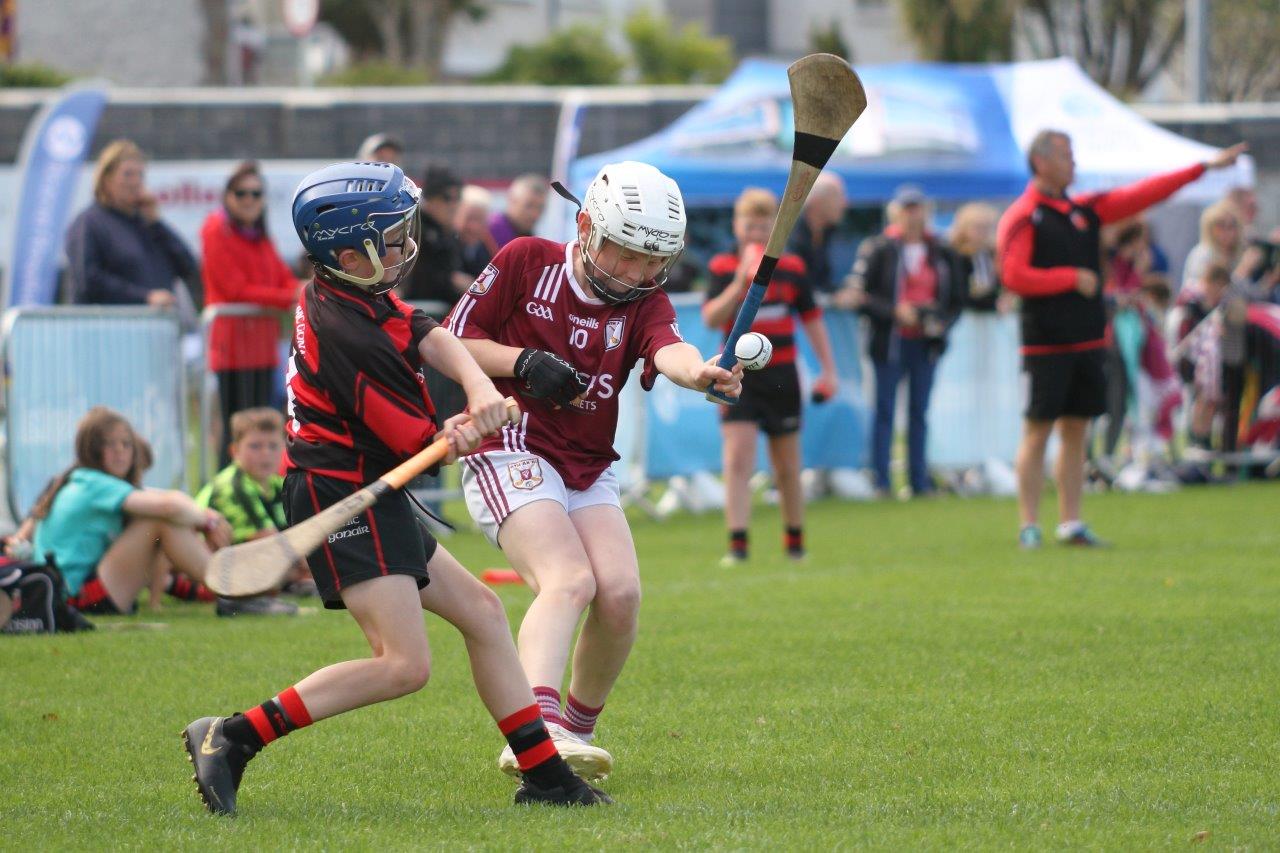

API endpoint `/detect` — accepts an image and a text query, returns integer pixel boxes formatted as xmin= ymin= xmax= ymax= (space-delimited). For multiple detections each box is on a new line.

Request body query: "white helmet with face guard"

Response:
xmin=578 ymin=161 xmax=686 ymax=304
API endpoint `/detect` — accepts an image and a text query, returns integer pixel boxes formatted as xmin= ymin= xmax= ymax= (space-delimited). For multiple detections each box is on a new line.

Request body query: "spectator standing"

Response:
xmin=401 ymin=163 xmax=469 ymax=306
xmin=1182 ymin=201 xmax=1245 ymax=295
xmin=456 ymin=184 xmax=497 ymax=278
xmin=853 ymin=185 xmax=962 ymax=498
xmin=948 ymin=202 xmax=1011 ymax=313
xmin=489 ymin=173 xmax=548 ymax=249
xmin=356 ymin=132 xmax=404 ymax=166
xmin=790 ymin=172 xmax=847 ymax=294
xmin=201 ymin=161 xmax=300 ymax=464
xmin=996 ymin=129 xmax=1245 ymax=549
xmin=65 ymin=140 xmax=197 ymax=309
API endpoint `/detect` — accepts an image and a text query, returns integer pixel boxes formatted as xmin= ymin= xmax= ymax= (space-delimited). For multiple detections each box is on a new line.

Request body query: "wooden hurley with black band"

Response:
xmin=706 ymin=53 xmax=868 ymax=404
xmin=205 ymin=399 xmax=521 ymax=597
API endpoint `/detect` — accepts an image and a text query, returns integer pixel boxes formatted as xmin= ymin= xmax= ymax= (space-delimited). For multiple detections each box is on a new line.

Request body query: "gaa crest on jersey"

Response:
xmin=508 ymin=457 xmax=544 ymax=490
xmin=469 ymin=263 xmax=499 ymax=296
xmin=604 ymin=317 xmax=625 ymax=351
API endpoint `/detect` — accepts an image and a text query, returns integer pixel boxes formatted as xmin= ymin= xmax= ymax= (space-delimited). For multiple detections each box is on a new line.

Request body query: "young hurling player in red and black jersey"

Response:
xmin=703 ymin=187 xmax=838 ymax=565
xmin=445 ymin=161 xmax=743 ymax=781
xmin=182 ymin=162 xmax=609 ymax=815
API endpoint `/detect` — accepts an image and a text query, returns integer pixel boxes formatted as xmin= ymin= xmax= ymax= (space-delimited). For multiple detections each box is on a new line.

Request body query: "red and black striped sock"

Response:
xmin=223 ymin=686 xmax=313 ymax=751
xmin=499 ymin=704 xmax=576 ymax=789
xmin=533 ymin=685 xmax=564 ymax=726
xmin=166 ymin=575 xmax=216 ymax=603
xmin=563 ymin=693 xmax=603 ymax=738
xmin=729 ymin=530 xmax=748 ymax=558
xmin=785 ymin=526 xmax=804 ymax=556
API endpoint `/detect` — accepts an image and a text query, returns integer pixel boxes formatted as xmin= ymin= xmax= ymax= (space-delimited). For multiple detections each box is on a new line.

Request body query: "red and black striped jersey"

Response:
xmin=705 ymin=251 xmax=820 ymax=365
xmin=285 ymin=278 xmax=440 ymax=485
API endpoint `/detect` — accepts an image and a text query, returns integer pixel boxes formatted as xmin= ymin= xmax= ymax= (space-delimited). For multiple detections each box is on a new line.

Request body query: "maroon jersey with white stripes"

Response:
xmin=445 ymin=237 xmax=683 ymax=490
xmin=285 ymin=278 xmax=439 ymax=485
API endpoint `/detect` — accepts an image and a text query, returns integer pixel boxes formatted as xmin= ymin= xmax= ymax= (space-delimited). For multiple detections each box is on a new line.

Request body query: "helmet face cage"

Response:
xmin=579 ymin=220 xmax=683 ymax=305
xmin=315 ymin=204 xmax=420 ymax=295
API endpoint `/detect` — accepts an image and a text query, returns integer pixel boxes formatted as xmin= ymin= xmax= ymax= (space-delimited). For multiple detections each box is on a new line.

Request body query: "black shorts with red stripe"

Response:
xmin=67 ymin=575 xmax=133 ymax=615
xmin=283 ymin=471 xmax=434 ymax=610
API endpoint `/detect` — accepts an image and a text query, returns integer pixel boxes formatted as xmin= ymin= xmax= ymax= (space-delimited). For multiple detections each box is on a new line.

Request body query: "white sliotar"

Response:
xmin=734 ymin=332 xmax=773 ymax=371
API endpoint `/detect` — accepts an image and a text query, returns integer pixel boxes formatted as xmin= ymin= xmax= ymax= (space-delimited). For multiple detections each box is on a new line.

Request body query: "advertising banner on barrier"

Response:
xmin=640 ymin=295 xmax=869 ymax=479
xmin=3 ymin=85 xmax=107 ymax=308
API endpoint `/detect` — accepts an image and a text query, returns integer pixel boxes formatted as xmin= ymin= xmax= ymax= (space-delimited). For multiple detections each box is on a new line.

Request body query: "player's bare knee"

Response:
xmin=542 ymin=565 xmax=597 ymax=610
xmin=382 ymin=653 xmax=431 ymax=696
xmin=471 ymin=585 xmax=510 ymax=635
xmin=592 ymin=581 xmax=640 ymax=633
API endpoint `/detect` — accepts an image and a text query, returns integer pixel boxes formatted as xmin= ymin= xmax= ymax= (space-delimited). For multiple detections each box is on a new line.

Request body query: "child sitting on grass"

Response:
xmin=195 ymin=407 xmax=303 ymax=616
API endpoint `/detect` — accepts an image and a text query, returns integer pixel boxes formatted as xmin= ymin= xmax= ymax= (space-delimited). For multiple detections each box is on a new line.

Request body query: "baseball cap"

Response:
xmin=891 ymin=184 xmax=927 ymax=207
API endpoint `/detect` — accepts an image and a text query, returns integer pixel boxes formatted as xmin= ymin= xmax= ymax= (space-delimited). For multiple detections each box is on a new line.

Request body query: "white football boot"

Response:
xmin=499 ymin=722 xmax=613 ymax=781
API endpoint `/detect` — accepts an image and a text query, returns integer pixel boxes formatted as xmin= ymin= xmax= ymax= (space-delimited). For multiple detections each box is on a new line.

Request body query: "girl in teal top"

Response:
xmin=12 ymin=407 xmax=233 ymax=614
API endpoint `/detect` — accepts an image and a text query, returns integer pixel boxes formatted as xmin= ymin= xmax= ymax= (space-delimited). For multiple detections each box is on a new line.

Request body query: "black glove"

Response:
xmin=514 ymin=348 xmax=588 ymax=406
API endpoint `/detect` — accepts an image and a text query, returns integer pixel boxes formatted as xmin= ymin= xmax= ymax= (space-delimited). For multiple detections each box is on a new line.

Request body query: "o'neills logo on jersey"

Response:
xmin=508 ymin=458 xmax=544 ymax=490
xmin=294 ymin=306 xmax=307 ymax=355
xmin=569 ymin=314 xmax=600 ymax=330
xmin=605 ymin=317 xmax=625 ymax=351
xmin=470 ymin=263 xmax=499 ymax=296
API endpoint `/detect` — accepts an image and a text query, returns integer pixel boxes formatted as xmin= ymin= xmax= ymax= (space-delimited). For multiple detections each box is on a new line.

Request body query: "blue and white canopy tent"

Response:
xmin=571 ymin=57 xmax=1251 ymax=206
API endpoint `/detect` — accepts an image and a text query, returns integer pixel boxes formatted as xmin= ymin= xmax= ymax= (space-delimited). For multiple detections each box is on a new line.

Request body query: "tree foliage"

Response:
xmin=623 ymin=11 xmax=734 ymax=84
xmin=1205 ymin=0 xmax=1280 ymax=101
xmin=318 ymin=60 xmax=432 ymax=86
xmin=1017 ymin=0 xmax=1184 ymax=97
xmin=808 ymin=20 xmax=852 ymax=62
xmin=896 ymin=0 xmax=1014 ymax=62
xmin=319 ymin=0 xmax=488 ymax=80
xmin=0 ymin=63 xmax=71 ymax=88
xmin=484 ymin=24 xmax=626 ymax=86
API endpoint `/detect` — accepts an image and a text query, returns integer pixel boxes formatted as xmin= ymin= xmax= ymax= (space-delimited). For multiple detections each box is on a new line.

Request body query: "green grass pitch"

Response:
xmin=4 ymin=484 xmax=1277 ymax=849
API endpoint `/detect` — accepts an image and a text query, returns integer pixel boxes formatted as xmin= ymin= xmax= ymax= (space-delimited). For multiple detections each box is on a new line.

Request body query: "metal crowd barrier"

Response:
xmin=1 ymin=306 xmax=186 ymax=523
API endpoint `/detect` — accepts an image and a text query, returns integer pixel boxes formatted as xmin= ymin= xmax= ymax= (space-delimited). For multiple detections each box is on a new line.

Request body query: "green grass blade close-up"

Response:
xmin=3 ymin=484 xmax=1277 ymax=850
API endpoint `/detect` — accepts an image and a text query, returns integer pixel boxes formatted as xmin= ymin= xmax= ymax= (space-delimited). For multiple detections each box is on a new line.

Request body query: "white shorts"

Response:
xmin=461 ymin=450 xmax=621 ymax=547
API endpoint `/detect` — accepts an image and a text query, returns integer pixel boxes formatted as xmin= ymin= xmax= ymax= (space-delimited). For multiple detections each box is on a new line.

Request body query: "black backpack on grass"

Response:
xmin=0 ymin=557 xmax=95 ymax=634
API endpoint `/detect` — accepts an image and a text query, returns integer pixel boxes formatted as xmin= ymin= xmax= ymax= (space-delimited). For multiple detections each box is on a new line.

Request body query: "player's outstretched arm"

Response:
xmin=653 ymin=342 xmax=744 ymax=397
xmin=419 ymin=327 xmax=510 ymax=436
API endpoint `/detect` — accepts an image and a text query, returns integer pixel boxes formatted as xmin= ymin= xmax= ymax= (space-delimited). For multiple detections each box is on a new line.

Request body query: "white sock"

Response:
xmin=1057 ymin=520 xmax=1083 ymax=537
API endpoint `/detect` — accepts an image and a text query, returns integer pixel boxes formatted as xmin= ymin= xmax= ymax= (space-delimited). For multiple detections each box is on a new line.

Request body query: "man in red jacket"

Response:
xmin=996 ymin=130 xmax=1246 ymax=549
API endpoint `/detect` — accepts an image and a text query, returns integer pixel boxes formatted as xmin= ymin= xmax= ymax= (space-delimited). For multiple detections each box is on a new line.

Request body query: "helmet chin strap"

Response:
xmin=329 ymin=238 xmax=387 ymax=290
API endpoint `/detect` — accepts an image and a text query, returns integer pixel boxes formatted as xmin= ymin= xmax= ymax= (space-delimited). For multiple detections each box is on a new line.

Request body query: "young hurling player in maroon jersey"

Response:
xmin=444 ymin=161 xmax=743 ymax=780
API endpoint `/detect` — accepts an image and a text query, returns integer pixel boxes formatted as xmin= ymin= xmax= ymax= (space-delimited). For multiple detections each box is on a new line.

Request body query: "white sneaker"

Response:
xmin=497 ymin=722 xmax=614 ymax=781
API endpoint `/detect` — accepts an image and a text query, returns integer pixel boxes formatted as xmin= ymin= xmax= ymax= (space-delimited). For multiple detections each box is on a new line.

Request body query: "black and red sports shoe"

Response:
xmin=514 ymin=774 xmax=614 ymax=806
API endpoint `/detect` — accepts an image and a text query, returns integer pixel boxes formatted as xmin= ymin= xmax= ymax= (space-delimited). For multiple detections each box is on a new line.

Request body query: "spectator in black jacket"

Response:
xmin=64 ymin=139 xmax=197 ymax=308
xmin=790 ymin=172 xmax=847 ymax=294
xmin=948 ymin=202 xmax=1012 ymax=314
xmin=455 ymin=184 xmax=497 ymax=279
xmin=400 ymin=162 xmax=467 ymax=309
xmin=850 ymin=185 xmax=961 ymax=497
